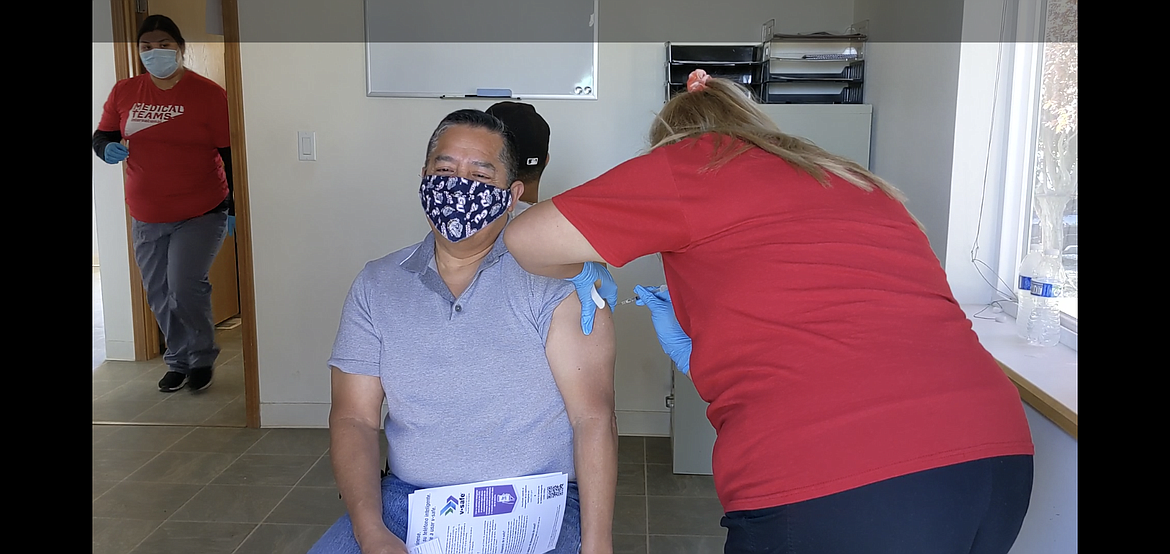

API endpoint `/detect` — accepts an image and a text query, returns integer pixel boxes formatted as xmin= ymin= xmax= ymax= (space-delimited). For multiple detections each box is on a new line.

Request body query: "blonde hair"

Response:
xmin=649 ymin=78 xmax=926 ymax=233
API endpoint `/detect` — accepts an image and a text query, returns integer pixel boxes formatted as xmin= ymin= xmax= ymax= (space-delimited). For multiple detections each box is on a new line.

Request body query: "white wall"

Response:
xmin=852 ymin=0 xmax=965 ymax=263
xmin=92 ymin=0 xmax=136 ymax=361
xmin=234 ymin=0 xmax=854 ymax=429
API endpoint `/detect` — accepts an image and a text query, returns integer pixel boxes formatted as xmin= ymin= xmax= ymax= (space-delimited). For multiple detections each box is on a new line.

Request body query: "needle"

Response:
xmin=615 ymin=285 xmax=667 ymax=307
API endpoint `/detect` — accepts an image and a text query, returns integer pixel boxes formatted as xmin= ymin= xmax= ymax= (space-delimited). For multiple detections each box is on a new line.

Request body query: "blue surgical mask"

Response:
xmin=140 ymin=48 xmax=180 ymax=79
xmin=420 ymin=174 xmax=513 ymax=242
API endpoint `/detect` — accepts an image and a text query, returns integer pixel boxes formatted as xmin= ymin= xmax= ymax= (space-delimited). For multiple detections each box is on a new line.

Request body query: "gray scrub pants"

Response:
xmin=131 ymin=210 xmax=228 ymax=375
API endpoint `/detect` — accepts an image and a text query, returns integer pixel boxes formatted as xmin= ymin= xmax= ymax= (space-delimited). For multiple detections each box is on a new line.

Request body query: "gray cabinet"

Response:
xmin=756 ymin=104 xmax=873 ymax=170
xmin=671 ymin=367 xmax=718 ymax=475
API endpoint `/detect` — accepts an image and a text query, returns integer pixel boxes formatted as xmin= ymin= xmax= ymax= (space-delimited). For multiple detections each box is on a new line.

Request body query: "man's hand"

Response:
xmin=356 ymin=527 xmax=409 ymax=554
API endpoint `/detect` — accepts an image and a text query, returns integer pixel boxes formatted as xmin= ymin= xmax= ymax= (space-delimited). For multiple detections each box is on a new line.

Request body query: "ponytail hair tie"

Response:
xmin=686 ymin=69 xmax=711 ymax=92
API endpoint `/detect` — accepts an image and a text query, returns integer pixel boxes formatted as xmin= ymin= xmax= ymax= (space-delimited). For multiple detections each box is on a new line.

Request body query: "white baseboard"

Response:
xmin=260 ymin=402 xmax=331 ymax=428
xmin=616 ymin=410 xmax=670 ymax=437
xmin=105 ymin=340 xmax=135 ymax=361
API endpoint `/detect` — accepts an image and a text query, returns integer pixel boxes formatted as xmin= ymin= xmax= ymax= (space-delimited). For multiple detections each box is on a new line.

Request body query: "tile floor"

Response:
xmin=92 ymin=429 xmax=726 ymax=554
xmin=93 ymin=268 xmax=247 ymax=427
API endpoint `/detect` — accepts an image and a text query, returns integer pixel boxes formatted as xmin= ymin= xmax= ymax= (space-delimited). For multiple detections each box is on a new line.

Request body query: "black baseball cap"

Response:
xmin=486 ymin=102 xmax=550 ymax=178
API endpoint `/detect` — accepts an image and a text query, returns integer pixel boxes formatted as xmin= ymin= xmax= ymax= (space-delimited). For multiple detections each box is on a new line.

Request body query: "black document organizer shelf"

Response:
xmin=764 ymin=29 xmax=866 ymax=104
xmin=665 ymin=23 xmax=868 ymax=105
xmin=664 ymin=43 xmax=767 ymax=101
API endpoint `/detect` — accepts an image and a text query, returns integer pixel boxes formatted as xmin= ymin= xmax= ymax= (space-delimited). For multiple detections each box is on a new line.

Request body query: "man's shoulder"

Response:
xmin=497 ymin=250 xmax=575 ymax=300
xmin=352 ymin=241 xmax=425 ymax=285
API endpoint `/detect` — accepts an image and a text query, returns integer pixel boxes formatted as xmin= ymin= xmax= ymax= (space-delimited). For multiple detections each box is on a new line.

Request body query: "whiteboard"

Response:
xmin=364 ymin=0 xmax=598 ymax=99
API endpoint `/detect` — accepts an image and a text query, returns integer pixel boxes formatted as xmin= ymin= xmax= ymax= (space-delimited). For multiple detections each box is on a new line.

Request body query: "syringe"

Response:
xmin=615 ymin=285 xmax=668 ymax=307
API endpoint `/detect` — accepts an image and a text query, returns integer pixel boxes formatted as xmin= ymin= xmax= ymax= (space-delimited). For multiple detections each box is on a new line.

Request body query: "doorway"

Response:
xmin=92 ymin=0 xmax=259 ymax=427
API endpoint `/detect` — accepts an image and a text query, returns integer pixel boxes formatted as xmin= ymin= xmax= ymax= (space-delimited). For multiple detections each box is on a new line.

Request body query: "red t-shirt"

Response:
xmin=98 ymin=71 xmax=230 ymax=224
xmin=551 ymin=134 xmax=1034 ymax=513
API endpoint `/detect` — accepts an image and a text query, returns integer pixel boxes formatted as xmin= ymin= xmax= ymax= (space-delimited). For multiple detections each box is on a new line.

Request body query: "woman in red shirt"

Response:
xmin=93 ymin=15 xmax=234 ymax=393
xmin=504 ymin=72 xmax=1035 ymax=553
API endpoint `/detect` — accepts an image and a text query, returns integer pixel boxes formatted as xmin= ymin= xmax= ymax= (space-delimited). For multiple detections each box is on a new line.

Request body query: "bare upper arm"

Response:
xmin=329 ymin=366 xmax=385 ymax=431
xmin=545 ymin=291 xmax=617 ymax=424
xmin=505 ymin=200 xmax=608 ymax=271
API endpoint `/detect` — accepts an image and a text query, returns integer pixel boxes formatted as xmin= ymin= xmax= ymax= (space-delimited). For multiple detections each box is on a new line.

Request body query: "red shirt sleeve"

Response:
xmin=550 ymin=147 xmax=693 ymax=267
xmin=97 ymin=81 xmax=123 ymax=133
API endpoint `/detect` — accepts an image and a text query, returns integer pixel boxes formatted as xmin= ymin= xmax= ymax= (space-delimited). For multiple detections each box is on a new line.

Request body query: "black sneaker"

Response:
xmin=189 ymin=366 xmax=214 ymax=392
xmin=158 ymin=371 xmax=187 ymax=392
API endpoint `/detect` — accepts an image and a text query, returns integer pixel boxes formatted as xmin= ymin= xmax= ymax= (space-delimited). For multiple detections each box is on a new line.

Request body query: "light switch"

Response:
xmin=297 ymin=131 xmax=316 ymax=161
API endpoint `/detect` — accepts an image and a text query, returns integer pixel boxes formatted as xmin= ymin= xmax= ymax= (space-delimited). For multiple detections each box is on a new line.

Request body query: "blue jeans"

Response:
xmin=310 ymin=474 xmax=582 ymax=554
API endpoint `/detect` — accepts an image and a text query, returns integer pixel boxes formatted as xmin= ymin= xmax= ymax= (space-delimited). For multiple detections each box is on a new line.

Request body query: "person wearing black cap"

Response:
xmin=486 ymin=101 xmax=549 ymax=217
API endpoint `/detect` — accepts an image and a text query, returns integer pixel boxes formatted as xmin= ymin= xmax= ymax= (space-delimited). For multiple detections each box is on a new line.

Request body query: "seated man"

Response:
xmin=309 ymin=109 xmax=618 ymax=554
xmin=486 ymin=101 xmax=550 ymax=217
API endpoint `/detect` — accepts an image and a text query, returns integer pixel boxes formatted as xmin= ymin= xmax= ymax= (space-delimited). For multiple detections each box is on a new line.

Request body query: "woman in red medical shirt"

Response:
xmin=505 ymin=71 xmax=1035 ymax=554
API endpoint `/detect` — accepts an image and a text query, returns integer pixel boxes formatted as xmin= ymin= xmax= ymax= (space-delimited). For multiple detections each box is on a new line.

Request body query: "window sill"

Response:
xmin=962 ymin=305 xmax=1078 ymax=440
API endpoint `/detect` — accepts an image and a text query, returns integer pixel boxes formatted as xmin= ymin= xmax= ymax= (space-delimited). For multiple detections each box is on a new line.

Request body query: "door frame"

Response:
xmin=110 ymin=0 xmax=261 ymax=428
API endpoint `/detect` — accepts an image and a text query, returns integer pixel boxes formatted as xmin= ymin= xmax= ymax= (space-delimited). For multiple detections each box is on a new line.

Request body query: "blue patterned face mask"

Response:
xmin=420 ymin=174 xmax=514 ymax=242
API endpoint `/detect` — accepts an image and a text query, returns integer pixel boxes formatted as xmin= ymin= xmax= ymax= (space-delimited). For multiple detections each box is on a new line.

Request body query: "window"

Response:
xmin=996 ymin=0 xmax=1077 ymax=344
xmin=1027 ymin=7 xmax=1077 ymax=321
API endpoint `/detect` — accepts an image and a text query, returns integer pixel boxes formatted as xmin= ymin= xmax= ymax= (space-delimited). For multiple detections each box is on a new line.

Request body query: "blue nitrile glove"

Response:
xmin=634 ymin=284 xmax=693 ymax=374
xmin=568 ymin=261 xmax=619 ymax=335
xmin=226 ymin=215 xmax=236 ymax=238
xmin=103 ymin=143 xmax=129 ymax=164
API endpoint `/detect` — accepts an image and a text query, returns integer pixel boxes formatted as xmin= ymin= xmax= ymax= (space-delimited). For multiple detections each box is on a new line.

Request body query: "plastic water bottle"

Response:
xmin=1026 ymin=249 xmax=1064 ymax=347
xmin=1015 ymin=244 xmax=1044 ymax=339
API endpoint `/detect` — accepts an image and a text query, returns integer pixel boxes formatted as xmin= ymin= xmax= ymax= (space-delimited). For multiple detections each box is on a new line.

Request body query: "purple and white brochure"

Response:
xmin=406 ymin=472 xmax=569 ymax=554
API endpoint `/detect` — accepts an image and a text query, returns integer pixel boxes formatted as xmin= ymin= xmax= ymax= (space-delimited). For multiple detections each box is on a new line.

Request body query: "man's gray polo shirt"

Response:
xmin=328 ymin=229 xmax=577 ymax=488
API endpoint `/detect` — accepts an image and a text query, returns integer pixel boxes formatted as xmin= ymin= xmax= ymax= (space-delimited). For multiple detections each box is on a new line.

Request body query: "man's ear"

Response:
xmin=508 ymin=181 xmax=525 ymax=212
xmin=545 ymin=153 xmax=551 ymax=167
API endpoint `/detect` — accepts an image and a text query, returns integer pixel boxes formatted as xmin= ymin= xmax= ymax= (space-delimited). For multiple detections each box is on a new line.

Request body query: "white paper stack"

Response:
xmin=769 ymin=40 xmax=860 ymax=61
